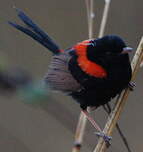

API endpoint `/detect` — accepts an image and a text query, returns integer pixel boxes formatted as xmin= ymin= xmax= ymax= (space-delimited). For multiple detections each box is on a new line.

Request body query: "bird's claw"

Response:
xmin=95 ymin=132 xmax=112 ymax=145
xmin=128 ymin=82 xmax=136 ymax=91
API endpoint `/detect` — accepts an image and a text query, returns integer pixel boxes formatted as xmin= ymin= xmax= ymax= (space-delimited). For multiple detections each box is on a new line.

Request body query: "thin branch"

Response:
xmin=103 ymin=104 xmax=132 ymax=152
xmin=89 ymin=0 xmax=94 ymax=39
xmin=85 ymin=0 xmax=90 ymax=36
xmin=93 ymin=37 xmax=143 ymax=152
xmin=85 ymin=0 xmax=94 ymax=39
xmin=98 ymin=0 xmax=111 ymax=38
xmin=140 ymin=55 xmax=143 ymax=67
xmin=72 ymin=113 xmax=87 ymax=152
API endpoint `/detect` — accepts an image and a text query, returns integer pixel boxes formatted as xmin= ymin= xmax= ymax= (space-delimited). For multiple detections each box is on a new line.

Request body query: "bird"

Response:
xmin=8 ymin=8 xmax=132 ymax=141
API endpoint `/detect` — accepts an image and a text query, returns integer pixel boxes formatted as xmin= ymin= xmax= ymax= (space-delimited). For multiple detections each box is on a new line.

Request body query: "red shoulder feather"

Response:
xmin=74 ymin=40 xmax=107 ymax=78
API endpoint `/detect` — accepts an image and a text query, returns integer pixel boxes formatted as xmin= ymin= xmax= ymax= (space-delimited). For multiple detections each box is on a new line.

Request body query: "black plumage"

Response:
xmin=9 ymin=9 xmax=132 ymax=111
xmin=68 ymin=36 xmax=132 ymax=109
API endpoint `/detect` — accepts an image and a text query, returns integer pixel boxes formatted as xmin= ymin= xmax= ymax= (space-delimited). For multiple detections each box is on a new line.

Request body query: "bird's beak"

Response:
xmin=121 ymin=47 xmax=133 ymax=54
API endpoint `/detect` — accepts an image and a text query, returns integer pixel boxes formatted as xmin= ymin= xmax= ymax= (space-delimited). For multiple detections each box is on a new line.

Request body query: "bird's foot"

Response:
xmin=128 ymin=82 xmax=136 ymax=91
xmin=95 ymin=132 xmax=112 ymax=145
xmin=82 ymin=110 xmax=112 ymax=145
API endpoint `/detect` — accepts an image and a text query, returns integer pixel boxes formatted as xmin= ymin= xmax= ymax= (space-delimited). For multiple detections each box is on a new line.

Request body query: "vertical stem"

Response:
xmin=140 ymin=55 xmax=143 ymax=67
xmin=85 ymin=0 xmax=94 ymax=39
xmin=85 ymin=0 xmax=90 ymax=34
xmin=89 ymin=0 xmax=94 ymax=39
xmin=98 ymin=0 xmax=111 ymax=38
xmin=72 ymin=113 xmax=87 ymax=152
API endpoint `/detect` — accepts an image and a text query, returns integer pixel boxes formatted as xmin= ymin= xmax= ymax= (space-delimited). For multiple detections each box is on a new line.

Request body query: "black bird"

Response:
xmin=9 ymin=9 xmax=132 ymax=141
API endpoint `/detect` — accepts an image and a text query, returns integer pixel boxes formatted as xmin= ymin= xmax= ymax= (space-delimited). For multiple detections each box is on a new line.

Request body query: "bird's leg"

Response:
xmin=128 ymin=82 xmax=136 ymax=91
xmin=87 ymin=106 xmax=97 ymax=113
xmin=81 ymin=110 xmax=112 ymax=143
xmin=82 ymin=110 xmax=102 ymax=132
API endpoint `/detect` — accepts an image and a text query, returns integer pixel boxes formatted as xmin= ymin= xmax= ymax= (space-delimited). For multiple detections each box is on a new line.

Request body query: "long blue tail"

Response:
xmin=8 ymin=8 xmax=61 ymax=54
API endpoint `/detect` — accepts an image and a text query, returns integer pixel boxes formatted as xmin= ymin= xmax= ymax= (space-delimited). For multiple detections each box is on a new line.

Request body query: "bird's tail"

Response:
xmin=8 ymin=8 xmax=61 ymax=54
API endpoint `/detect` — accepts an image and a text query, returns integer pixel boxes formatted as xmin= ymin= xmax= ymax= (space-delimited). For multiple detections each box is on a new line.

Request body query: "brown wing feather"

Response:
xmin=44 ymin=53 xmax=81 ymax=92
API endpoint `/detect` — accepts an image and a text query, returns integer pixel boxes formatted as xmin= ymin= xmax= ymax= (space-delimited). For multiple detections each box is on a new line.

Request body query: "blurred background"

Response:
xmin=0 ymin=0 xmax=142 ymax=151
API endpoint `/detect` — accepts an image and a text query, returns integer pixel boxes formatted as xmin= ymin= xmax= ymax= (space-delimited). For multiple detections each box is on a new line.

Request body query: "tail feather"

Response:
xmin=9 ymin=8 xmax=61 ymax=54
xmin=16 ymin=8 xmax=58 ymax=47
xmin=8 ymin=21 xmax=59 ymax=52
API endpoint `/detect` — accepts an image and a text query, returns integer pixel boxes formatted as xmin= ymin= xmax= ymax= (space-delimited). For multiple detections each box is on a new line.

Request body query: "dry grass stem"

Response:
xmin=98 ymin=0 xmax=111 ymax=38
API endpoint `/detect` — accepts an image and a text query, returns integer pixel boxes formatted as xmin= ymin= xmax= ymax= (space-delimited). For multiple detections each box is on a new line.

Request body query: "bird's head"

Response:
xmin=87 ymin=35 xmax=133 ymax=59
